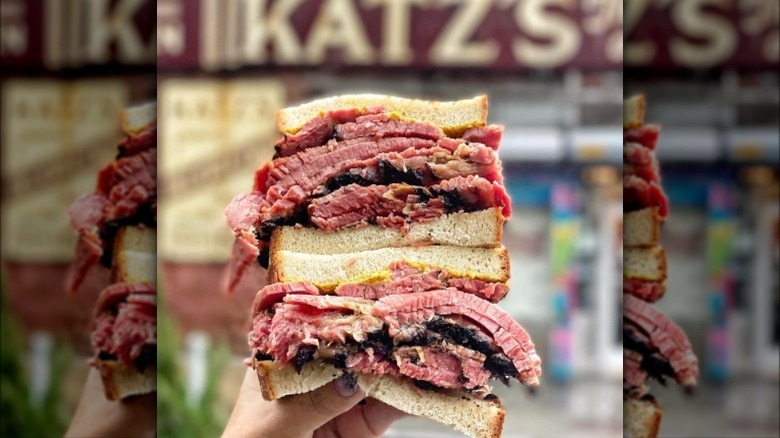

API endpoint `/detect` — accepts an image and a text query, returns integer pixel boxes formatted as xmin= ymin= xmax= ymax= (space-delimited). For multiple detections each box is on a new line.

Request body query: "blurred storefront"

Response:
xmin=0 ymin=0 xmax=156 ymax=435
xmin=625 ymin=0 xmax=779 ymax=436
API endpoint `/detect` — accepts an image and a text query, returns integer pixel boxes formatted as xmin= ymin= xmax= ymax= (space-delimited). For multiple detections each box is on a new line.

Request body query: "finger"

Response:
xmin=331 ymin=398 xmax=408 ymax=438
xmin=269 ymin=373 xmax=366 ymax=435
xmin=361 ymin=398 xmax=408 ymax=434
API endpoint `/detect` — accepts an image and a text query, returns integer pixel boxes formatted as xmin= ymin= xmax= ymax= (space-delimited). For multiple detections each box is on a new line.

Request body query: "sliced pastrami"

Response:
xmin=394 ymin=345 xmax=491 ymax=390
xmin=92 ymin=281 xmax=157 ymax=367
xmin=624 ymin=349 xmax=648 ymax=395
xmin=94 ymin=282 xmax=155 ymax=315
xmin=223 ymin=230 xmax=260 ymax=295
xmin=624 ymin=124 xmax=661 ymax=150
xmin=623 ymin=278 xmax=665 ymax=303
xmin=275 ymin=107 xmax=384 ymax=157
xmin=118 ymin=121 xmax=156 ymax=158
xmin=624 ymin=176 xmax=669 ymax=218
xmin=111 ymin=299 xmax=156 ymax=365
xmin=373 ymin=289 xmax=541 ymax=386
xmin=623 ymin=293 xmax=698 ymax=387
xmin=265 ymin=137 xmax=437 ymax=198
xmin=67 ymin=149 xmax=157 ymax=295
xmin=335 ymin=113 xmax=444 ymax=141
xmin=252 ymin=281 xmax=319 ymax=315
xmin=623 ymin=143 xmax=660 ymax=183
xmin=309 ymin=176 xmax=510 ymax=232
xmin=461 ymin=125 xmax=503 ymax=150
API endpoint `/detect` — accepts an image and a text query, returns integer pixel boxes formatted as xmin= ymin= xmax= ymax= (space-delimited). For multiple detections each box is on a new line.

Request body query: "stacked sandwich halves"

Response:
xmin=225 ymin=95 xmax=541 ymax=438
xmin=68 ymin=103 xmax=157 ymax=400
xmin=623 ymin=96 xmax=699 ymax=437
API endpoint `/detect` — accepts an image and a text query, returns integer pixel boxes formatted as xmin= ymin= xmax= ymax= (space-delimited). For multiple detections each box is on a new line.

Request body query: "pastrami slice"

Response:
xmin=623 ymin=293 xmax=699 ymax=387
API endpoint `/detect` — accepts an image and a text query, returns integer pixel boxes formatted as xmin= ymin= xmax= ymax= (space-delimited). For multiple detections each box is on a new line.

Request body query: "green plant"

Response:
xmin=156 ymin=288 xmax=231 ymax=438
xmin=1 ymin=284 xmax=73 ymax=437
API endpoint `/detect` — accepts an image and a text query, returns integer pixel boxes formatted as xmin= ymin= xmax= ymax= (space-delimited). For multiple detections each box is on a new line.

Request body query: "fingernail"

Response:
xmin=336 ymin=372 xmax=358 ymax=397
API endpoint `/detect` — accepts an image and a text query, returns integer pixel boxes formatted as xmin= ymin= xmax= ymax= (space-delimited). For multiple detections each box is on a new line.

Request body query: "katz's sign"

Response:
xmin=158 ymin=0 xmax=623 ymax=70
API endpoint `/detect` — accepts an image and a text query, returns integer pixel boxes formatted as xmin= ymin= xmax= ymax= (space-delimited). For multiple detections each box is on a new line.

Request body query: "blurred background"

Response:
xmin=0 ymin=0 xmax=156 ymax=435
xmin=156 ymin=1 xmax=624 ymax=437
xmin=625 ymin=0 xmax=779 ymax=436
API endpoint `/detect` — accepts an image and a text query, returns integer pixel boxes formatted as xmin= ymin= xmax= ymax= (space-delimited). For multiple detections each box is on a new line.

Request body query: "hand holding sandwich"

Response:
xmin=223 ymin=368 xmax=406 ymax=438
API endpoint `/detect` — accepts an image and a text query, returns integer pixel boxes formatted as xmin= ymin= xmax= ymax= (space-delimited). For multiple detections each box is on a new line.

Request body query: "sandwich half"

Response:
xmin=224 ymin=94 xmax=509 ymax=294
xmin=92 ymin=226 xmax=157 ymax=400
xmin=68 ymin=103 xmax=158 ymax=400
xmin=228 ymin=95 xmax=538 ymax=438
xmin=623 ymin=96 xmax=698 ymax=437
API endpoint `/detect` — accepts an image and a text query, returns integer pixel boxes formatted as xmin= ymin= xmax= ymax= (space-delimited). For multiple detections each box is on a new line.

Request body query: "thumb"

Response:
xmin=270 ymin=373 xmax=365 ymax=436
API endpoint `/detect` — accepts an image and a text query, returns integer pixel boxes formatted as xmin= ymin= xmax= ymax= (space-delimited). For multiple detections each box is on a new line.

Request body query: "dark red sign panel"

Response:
xmin=157 ymin=0 xmax=623 ymax=71
xmin=0 ymin=0 xmax=155 ymax=69
xmin=4 ymin=0 xmax=777 ymax=71
xmin=626 ymin=0 xmax=778 ymax=70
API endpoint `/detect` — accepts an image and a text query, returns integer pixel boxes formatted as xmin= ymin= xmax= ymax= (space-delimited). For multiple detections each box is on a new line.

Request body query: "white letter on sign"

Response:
xmin=84 ymin=0 xmax=149 ymax=63
xmin=305 ymin=0 xmax=374 ymax=64
xmin=513 ymin=0 xmax=580 ymax=68
xmin=365 ymin=0 xmax=426 ymax=65
xmin=243 ymin=0 xmax=304 ymax=64
xmin=430 ymin=0 xmax=498 ymax=65
xmin=670 ymin=0 xmax=736 ymax=68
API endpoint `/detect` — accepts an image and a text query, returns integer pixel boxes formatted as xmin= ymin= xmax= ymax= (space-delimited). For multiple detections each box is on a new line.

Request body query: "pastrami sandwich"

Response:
xmin=224 ymin=95 xmax=509 ymax=294
xmin=226 ymin=95 xmax=539 ymax=438
xmin=623 ymin=96 xmax=698 ymax=437
xmin=68 ymin=103 xmax=157 ymax=400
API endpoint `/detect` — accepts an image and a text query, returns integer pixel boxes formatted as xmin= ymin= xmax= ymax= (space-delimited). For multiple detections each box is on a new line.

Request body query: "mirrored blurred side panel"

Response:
xmin=1 ymin=0 xmax=156 ymax=435
xmin=624 ymin=1 xmax=779 ymax=436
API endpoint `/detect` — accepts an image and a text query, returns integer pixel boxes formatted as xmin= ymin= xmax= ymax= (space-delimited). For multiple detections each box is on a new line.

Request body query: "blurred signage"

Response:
xmin=1 ymin=79 xmax=127 ymax=261
xmin=0 ymin=0 xmax=156 ymax=69
xmin=727 ymin=129 xmax=780 ymax=162
xmin=158 ymin=79 xmax=285 ymax=262
xmin=657 ymin=128 xmax=720 ymax=162
xmin=569 ymin=127 xmax=622 ymax=162
xmin=626 ymin=0 xmax=779 ymax=69
xmin=157 ymin=0 xmax=623 ymax=70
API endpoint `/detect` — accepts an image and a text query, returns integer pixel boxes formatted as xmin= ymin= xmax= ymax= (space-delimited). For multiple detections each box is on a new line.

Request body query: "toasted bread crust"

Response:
xmin=119 ymin=102 xmax=156 ymax=135
xmin=624 ymin=208 xmax=661 ymax=248
xmin=95 ymin=359 xmax=156 ymax=401
xmin=276 ymin=94 xmax=488 ymax=136
xmin=624 ymin=246 xmax=667 ymax=282
xmin=624 ymin=95 xmax=646 ymax=128
xmin=253 ymin=359 xmax=505 ymax=438
xmin=624 ymin=396 xmax=662 ymax=438
xmin=111 ymin=226 xmax=157 ymax=283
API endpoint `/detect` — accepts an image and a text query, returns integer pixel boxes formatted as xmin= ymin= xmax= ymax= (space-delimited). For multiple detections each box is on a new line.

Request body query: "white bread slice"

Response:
xmin=119 ymin=102 xmax=156 ymax=135
xmin=111 ymin=226 xmax=157 ymax=284
xmin=624 ymin=246 xmax=667 ymax=282
xmin=254 ymin=359 xmax=504 ymax=438
xmin=255 ymin=359 xmax=344 ymax=401
xmin=269 ymin=246 xmax=510 ymax=291
xmin=624 ymin=95 xmax=645 ymax=128
xmin=277 ymin=94 xmax=487 ymax=137
xmin=624 ymin=208 xmax=661 ymax=248
xmin=100 ymin=226 xmax=157 ymax=400
xmin=623 ymin=396 xmax=662 ymax=438
xmin=95 ymin=359 xmax=156 ymax=401
xmin=271 ymin=208 xmax=503 ymax=255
